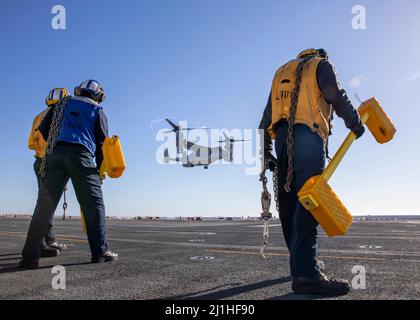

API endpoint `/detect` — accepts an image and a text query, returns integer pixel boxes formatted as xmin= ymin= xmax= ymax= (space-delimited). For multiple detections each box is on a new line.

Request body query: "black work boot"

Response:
xmin=48 ymin=242 xmax=67 ymax=251
xmin=18 ymin=259 xmax=40 ymax=269
xmin=40 ymin=247 xmax=60 ymax=258
xmin=91 ymin=250 xmax=119 ymax=263
xmin=292 ymin=273 xmax=351 ymax=296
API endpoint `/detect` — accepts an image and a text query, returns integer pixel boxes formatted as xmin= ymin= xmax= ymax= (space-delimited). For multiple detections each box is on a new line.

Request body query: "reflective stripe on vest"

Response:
xmin=57 ymin=97 xmax=101 ymax=155
xmin=268 ymin=57 xmax=332 ymax=141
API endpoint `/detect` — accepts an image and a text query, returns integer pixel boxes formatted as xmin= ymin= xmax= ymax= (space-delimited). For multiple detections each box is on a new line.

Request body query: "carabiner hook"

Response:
xmin=260 ymin=219 xmax=271 ymax=259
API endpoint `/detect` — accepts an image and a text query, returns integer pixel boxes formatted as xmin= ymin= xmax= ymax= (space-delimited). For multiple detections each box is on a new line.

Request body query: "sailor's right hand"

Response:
xmin=99 ymin=174 xmax=106 ymax=185
xmin=264 ymin=153 xmax=277 ymax=172
xmin=98 ymin=170 xmax=106 ymax=185
xmin=353 ymin=125 xmax=365 ymax=140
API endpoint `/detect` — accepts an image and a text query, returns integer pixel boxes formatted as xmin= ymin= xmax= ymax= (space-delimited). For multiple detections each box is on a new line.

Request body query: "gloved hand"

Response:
xmin=97 ymin=169 xmax=106 ymax=185
xmin=264 ymin=153 xmax=277 ymax=172
xmin=353 ymin=125 xmax=365 ymax=140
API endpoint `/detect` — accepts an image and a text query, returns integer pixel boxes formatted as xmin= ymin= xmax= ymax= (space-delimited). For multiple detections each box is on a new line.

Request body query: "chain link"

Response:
xmin=62 ymin=185 xmax=68 ymax=220
xmin=39 ymin=96 xmax=69 ymax=178
xmin=284 ymin=57 xmax=311 ymax=192
xmin=272 ymin=163 xmax=280 ymax=213
xmin=259 ymin=167 xmax=272 ymax=220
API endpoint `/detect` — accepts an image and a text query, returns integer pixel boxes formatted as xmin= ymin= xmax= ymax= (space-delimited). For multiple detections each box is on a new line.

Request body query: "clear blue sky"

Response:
xmin=0 ymin=0 xmax=419 ymax=217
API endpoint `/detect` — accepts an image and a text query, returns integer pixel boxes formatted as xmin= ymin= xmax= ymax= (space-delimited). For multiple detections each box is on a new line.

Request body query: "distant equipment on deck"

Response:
xmin=298 ymin=98 xmax=396 ymax=237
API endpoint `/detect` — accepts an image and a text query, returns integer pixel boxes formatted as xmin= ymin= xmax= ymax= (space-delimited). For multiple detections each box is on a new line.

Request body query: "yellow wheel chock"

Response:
xmin=99 ymin=136 xmax=126 ymax=179
xmin=298 ymin=97 xmax=396 ymax=237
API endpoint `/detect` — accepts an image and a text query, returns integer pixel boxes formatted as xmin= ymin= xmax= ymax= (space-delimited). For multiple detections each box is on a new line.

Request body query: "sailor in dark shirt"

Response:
xmin=259 ymin=49 xmax=364 ymax=295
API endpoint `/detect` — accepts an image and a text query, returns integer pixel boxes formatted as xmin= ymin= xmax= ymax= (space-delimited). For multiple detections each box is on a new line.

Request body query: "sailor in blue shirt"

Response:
xmin=20 ymin=80 xmax=118 ymax=269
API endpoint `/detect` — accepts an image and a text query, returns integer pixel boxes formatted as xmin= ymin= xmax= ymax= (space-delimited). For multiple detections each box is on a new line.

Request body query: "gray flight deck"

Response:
xmin=0 ymin=217 xmax=419 ymax=300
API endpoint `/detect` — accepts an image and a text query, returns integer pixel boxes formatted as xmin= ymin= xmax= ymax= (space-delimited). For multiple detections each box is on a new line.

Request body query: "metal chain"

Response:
xmin=259 ymin=164 xmax=273 ymax=259
xmin=62 ymin=185 xmax=68 ymax=220
xmin=259 ymin=168 xmax=272 ymax=220
xmin=284 ymin=57 xmax=311 ymax=192
xmin=260 ymin=219 xmax=270 ymax=259
xmin=39 ymin=96 xmax=69 ymax=178
xmin=272 ymin=163 xmax=280 ymax=213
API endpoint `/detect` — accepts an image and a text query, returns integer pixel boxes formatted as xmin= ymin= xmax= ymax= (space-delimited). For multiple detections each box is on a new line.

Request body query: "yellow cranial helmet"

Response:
xmin=297 ymin=48 xmax=328 ymax=60
xmin=45 ymin=88 xmax=69 ymax=106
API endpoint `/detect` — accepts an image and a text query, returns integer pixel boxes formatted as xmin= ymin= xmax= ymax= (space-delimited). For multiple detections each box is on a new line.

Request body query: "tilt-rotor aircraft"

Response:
xmin=163 ymin=119 xmax=248 ymax=169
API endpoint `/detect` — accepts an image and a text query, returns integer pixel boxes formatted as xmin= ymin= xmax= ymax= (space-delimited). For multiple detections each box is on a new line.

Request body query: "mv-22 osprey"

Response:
xmin=163 ymin=119 xmax=248 ymax=169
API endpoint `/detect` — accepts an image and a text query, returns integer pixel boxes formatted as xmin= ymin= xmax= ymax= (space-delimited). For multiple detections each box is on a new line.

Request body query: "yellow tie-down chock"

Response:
xmin=297 ymin=98 xmax=396 ymax=237
xmin=81 ymin=135 xmax=126 ymax=233
xmin=99 ymin=135 xmax=126 ymax=179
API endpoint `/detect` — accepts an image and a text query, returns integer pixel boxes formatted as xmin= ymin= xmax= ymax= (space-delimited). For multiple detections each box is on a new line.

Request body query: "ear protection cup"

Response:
xmin=94 ymin=87 xmax=106 ymax=103
xmin=74 ymin=86 xmax=81 ymax=97
xmin=89 ymin=89 xmax=105 ymax=103
xmin=317 ymin=48 xmax=328 ymax=59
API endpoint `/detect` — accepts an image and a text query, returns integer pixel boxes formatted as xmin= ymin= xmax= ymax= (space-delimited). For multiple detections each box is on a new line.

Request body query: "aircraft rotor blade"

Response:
xmin=217 ymin=139 xmax=251 ymax=143
xmin=164 ymin=125 xmax=209 ymax=133
xmin=183 ymin=127 xmax=209 ymax=131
